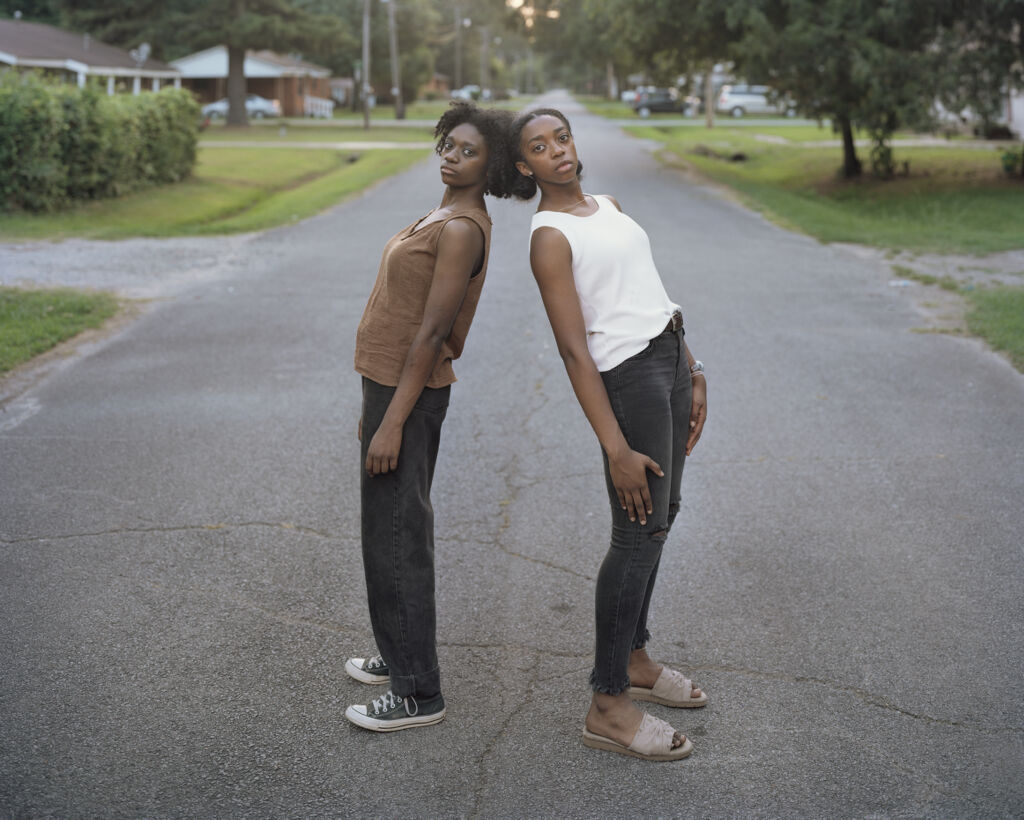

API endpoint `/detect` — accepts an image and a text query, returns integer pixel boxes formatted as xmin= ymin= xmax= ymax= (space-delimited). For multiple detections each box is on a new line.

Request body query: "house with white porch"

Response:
xmin=171 ymin=46 xmax=335 ymax=118
xmin=0 ymin=17 xmax=180 ymax=94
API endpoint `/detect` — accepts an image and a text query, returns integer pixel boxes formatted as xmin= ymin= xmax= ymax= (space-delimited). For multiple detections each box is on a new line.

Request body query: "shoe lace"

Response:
xmin=371 ymin=690 xmax=400 ymax=715
xmin=366 ymin=655 xmax=385 ymax=671
xmin=368 ymin=690 xmax=420 ymax=717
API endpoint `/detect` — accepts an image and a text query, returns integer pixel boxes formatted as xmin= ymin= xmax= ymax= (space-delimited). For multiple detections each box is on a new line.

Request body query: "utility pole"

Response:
xmin=453 ymin=6 xmax=462 ymax=91
xmin=383 ymin=0 xmax=403 ymax=119
xmin=362 ymin=0 xmax=371 ymax=129
xmin=704 ymin=62 xmax=715 ymax=129
xmin=479 ymin=25 xmax=488 ymax=99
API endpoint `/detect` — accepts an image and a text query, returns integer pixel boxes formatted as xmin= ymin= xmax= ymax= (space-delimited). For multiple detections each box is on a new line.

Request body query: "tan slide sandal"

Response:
xmin=628 ymin=667 xmax=708 ymax=708
xmin=582 ymin=712 xmax=693 ymax=761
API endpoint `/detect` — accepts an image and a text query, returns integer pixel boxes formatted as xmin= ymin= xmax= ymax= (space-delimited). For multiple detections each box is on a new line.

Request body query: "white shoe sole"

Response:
xmin=344 ymin=658 xmax=389 ymax=685
xmin=344 ymin=705 xmax=447 ymax=732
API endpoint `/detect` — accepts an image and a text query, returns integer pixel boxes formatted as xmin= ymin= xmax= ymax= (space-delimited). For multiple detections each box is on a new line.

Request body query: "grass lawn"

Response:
xmin=965 ymin=287 xmax=1024 ymax=371
xmin=0 ymin=146 xmax=429 ymax=240
xmin=200 ymin=122 xmax=434 ymax=142
xmin=631 ymin=124 xmax=1024 ymax=255
xmin=0 ymin=287 xmax=119 ymax=374
xmin=630 ymin=123 xmax=1024 ymax=371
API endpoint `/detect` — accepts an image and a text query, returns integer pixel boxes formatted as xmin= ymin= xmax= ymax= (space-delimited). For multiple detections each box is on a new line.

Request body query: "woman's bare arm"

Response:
xmin=529 ymin=226 xmax=662 ymax=524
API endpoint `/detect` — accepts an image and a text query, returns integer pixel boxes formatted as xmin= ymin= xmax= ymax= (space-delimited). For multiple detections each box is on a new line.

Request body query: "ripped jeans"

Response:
xmin=590 ymin=325 xmax=692 ymax=695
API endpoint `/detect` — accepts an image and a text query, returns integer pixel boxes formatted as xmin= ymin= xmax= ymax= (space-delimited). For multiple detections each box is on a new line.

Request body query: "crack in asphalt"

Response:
xmin=469 ymin=650 xmax=542 ymax=820
xmin=137 ymin=577 xmax=362 ymax=638
xmin=477 ymin=369 xmax=598 ymax=583
xmin=691 ymin=662 xmax=1024 ymax=733
xmin=438 ymin=640 xmax=591 ymax=664
xmin=0 ymin=520 xmax=340 ymax=545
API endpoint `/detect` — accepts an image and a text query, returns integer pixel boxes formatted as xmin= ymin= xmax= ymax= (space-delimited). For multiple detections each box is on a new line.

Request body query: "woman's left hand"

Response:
xmin=366 ymin=422 xmax=403 ymax=476
xmin=686 ymin=376 xmax=707 ymax=455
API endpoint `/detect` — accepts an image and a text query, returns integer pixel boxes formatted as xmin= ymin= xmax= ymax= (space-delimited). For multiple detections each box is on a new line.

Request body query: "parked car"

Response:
xmin=632 ymin=87 xmax=688 ymax=118
xmin=451 ymin=84 xmax=481 ymax=101
xmin=201 ymin=94 xmax=282 ymax=119
xmin=716 ymin=84 xmax=794 ymax=117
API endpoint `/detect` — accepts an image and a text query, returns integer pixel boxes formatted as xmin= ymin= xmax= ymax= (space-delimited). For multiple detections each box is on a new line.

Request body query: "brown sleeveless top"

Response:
xmin=354 ymin=206 xmax=492 ymax=388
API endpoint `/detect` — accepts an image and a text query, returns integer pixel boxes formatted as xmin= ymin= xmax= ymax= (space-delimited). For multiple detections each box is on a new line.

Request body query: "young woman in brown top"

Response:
xmin=344 ymin=102 xmax=511 ymax=732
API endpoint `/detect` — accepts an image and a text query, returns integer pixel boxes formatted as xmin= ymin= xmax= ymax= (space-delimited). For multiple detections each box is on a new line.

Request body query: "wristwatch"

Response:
xmin=690 ymin=360 xmax=705 ymax=377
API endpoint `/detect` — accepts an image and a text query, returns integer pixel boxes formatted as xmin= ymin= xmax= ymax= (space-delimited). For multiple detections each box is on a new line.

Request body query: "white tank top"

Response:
xmin=530 ymin=194 xmax=680 ymax=372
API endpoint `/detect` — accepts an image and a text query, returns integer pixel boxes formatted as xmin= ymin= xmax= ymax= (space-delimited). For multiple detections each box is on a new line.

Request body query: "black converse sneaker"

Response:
xmin=345 ymin=654 xmax=389 ymax=685
xmin=345 ymin=690 xmax=446 ymax=732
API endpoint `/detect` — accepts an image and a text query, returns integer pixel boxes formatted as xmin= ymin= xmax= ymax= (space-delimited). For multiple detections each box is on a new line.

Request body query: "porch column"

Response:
xmin=77 ymin=71 xmax=86 ymax=88
xmin=132 ymin=76 xmax=141 ymax=95
xmin=173 ymin=77 xmax=181 ymax=89
xmin=107 ymin=76 xmax=115 ymax=95
xmin=152 ymin=78 xmax=160 ymax=91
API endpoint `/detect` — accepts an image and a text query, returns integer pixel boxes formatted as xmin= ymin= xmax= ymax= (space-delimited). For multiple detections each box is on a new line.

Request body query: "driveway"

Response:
xmin=1 ymin=91 xmax=1022 ymax=817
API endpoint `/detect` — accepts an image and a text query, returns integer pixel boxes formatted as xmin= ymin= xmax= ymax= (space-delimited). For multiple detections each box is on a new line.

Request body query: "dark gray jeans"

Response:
xmin=591 ymin=326 xmax=692 ymax=694
xmin=359 ymin=376 xmax=450 ymax=699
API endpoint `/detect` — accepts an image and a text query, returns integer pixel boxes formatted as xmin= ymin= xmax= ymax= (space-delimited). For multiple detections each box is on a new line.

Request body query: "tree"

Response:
xmin=934 ymin=0 xmax=1024 ymax=138
xmin=0 ymin=0 xmax=59 ymax=24
xmin=725 ymin=0 xmax=948 ymax=178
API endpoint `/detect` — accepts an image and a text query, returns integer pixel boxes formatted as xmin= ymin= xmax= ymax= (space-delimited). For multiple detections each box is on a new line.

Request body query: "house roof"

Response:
xmin=171 ymin=46 xmax=331 ymax=79
xmin=0 ymin=17 xmax=178 ymax=76
xmin=249 ymin=50 xmax=331 ymax=75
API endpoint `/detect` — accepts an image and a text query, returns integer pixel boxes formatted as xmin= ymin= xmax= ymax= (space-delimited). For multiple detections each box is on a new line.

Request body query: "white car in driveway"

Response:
xmin=202 ymin=94 xmax=281 ymax=119
xmin=716 ymin=84 xmax=795 ymax=117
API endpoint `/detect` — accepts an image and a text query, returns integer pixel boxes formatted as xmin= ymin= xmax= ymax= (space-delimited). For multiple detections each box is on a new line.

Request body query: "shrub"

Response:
xmin=0 ymin=73 xmax=66 ymax=210
xmin=1001 ymin=147 xmax=1023 ymax=179
xmin=0 ymin=74 xmax=199 ymax=211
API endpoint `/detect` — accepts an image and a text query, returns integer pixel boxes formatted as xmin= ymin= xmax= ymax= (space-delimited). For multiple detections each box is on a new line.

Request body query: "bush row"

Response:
xmin=0 ymin=74 xmax=199 ymax=212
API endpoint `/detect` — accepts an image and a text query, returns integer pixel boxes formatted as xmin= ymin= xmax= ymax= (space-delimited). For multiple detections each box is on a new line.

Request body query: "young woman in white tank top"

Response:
xmin=507 ymin=108 xmax=709 ymax=762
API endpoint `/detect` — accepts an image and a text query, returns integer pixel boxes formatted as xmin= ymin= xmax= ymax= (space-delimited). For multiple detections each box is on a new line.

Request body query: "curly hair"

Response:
xmin=434 ymin=101 xmax=514 ymax=199
xmin=504 ymin=107 xmax=584 ymax=201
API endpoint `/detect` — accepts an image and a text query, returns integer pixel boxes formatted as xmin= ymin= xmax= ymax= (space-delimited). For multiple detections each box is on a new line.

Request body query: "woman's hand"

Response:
xmin=686 ymin=376 xmax=707 ymax=455
xmin=365 ymin=421 xmax=402 ymax=476
xmin=607 ymin=445 xmax=664 ymax=525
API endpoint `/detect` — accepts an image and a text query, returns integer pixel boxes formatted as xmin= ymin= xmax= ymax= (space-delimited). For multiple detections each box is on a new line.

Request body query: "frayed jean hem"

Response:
xmin=589 ymin=669 xmax=631 ymax=695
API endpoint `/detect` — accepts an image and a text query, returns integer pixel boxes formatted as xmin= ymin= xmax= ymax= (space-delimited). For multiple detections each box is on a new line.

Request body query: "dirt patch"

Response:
xmin=834 ymin=243 xmax=1024 ymax=335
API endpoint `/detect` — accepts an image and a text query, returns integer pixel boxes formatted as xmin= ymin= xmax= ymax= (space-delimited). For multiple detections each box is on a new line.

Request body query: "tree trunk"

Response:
xmin=226 ymin=44 xmax=247 ymax=127
xmin=837 ymin=114 xmax=862 ymax=178
xmin=362 ymin=0 xmax=371 ymax=130
xmin=606 ymin=60 xmax=618 ymax=101
xmin=386 ymin=0 xmax=403 ymax=120
xmin=704 ymin=65 xmax=714 ymax=129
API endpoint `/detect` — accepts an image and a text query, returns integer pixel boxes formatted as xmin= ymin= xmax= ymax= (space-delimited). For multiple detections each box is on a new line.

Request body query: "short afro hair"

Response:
xmin=434 ymin=101 xmax=514 ymax=199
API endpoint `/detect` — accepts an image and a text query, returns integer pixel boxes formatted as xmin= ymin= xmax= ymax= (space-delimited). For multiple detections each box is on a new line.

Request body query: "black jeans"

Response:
xmin=591 ymin=327 xmax=692 ymax=694
xmin=359 ymin=377 xmax=450 ymax=699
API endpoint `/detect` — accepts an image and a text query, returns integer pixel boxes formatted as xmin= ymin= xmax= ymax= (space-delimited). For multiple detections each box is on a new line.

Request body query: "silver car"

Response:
xmin=201 ymin=94 xmax=282 ymax=119
xmin=716 ymin=84 xmax=794 ymax=117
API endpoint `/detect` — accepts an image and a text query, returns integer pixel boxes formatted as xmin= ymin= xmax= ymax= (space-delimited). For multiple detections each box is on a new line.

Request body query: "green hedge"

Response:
xmin=0 ymin=73 xmax=199 ymax=212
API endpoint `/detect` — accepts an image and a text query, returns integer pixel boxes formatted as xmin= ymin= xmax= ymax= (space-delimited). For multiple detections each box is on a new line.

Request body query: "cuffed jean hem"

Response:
xmin=390 ymin=668 xmax=441 ymax=700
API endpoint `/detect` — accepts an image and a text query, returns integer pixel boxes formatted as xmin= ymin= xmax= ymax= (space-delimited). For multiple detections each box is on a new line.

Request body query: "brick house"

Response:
xmin=170 ymin=46 xmax=334 ymax=117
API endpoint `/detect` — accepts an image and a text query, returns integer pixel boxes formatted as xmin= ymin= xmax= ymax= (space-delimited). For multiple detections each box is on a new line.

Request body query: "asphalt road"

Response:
xmin=2 ymin=92 xmax=1022 ymax=818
